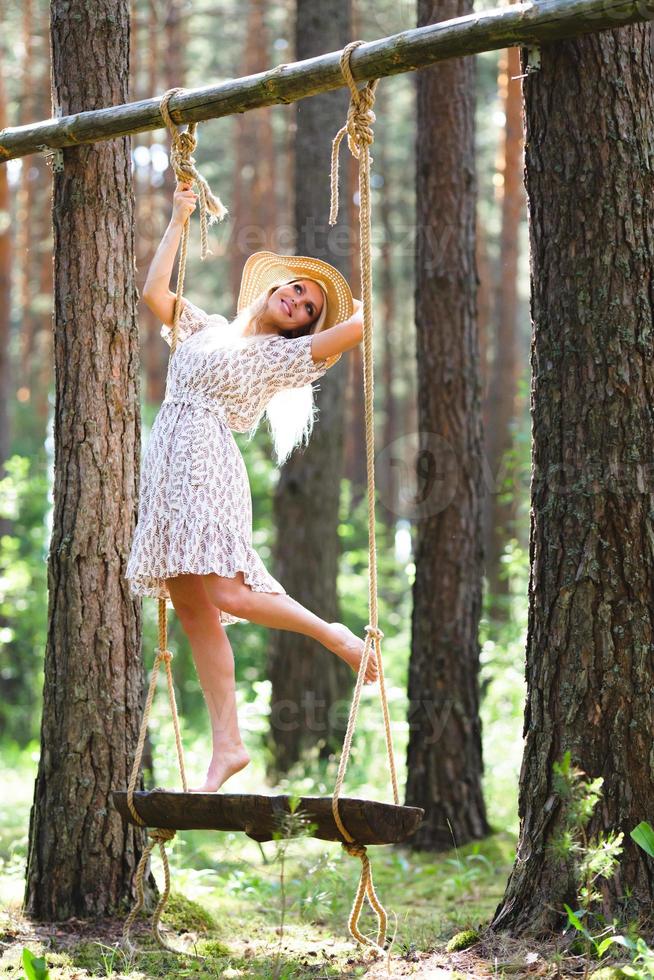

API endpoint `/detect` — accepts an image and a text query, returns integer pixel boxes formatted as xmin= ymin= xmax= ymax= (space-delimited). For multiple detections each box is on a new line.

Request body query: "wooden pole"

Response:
xmin=2 ymin=0 xmax=653 ymax=162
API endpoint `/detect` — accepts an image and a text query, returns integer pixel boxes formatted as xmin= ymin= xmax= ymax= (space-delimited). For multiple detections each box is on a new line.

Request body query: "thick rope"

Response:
xmin=158 ymin=87 xmax=228 ymax=356
xmin=328 ymin=41 xmax=399 ymax=955
xmin=121 ymin=87 xmax=227 ymax=960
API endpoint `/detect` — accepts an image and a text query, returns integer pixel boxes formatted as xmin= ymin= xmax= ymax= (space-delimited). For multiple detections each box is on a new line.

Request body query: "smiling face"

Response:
xmin=269 ymin=279 xmax=325 ymax=332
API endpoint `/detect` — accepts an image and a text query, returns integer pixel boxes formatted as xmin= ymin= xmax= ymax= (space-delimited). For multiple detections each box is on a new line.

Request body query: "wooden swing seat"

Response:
xmin=112 ymin=790 xmax=424 ymax=845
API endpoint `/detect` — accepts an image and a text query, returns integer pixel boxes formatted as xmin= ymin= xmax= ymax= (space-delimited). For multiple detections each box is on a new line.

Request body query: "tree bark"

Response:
xmin=491 ymin=25 xmax=654 ymax=935
xmin=404 ymin=0 xmax=490 ymax=850
xmin=268 ymin=0 xmax=353 ymax=775
xmin=24 ymin=0 xmax=149 ymax=919
xmin=228 ymin=0 xmax=277 ymax=303
xmin=0 ymin=46 xmax=11 ymax=476
xmin=484 ymin=46 xmax=525 ymax=615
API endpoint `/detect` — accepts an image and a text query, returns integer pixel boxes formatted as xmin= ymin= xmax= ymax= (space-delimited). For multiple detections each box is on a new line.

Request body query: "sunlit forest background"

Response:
xmin=0 ymin=0 xmax=537 ymax=972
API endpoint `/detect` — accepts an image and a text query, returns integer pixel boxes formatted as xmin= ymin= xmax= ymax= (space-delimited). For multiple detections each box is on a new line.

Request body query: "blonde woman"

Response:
xmin=126 ymin=181 xmax=378 ymax=793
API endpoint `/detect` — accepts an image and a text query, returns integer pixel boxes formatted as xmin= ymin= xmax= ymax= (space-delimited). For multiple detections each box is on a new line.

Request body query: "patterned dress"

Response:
xmin=125 ymin=298 xmax=337 ymax=626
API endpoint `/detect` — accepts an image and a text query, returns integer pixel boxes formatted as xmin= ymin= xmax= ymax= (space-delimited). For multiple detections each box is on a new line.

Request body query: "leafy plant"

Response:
xmin=270 ymin=794 xmax=318 ymax=980
xmin=17 ymin=947 xmax=50 ymax=980
xmin=630 ymin=822 xmax=654 ymax=860
xmin=550 ymin=751 xmax=624 ymax=976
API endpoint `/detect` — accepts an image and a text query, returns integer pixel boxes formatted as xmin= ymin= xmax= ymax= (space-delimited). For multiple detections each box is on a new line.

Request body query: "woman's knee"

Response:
xmin=204 ymin=572 xmax=250 ymax=618
xmin=166 ymin=574 xmax=219 ymax=625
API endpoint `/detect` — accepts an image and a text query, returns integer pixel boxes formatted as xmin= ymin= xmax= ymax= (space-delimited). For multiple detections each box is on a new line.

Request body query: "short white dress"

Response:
xmin=125 ymin=298 xmax=336 ymax=625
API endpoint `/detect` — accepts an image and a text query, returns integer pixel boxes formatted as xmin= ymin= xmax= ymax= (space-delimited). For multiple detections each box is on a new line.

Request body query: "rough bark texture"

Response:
xmin=228 ymin=0 xmax=277 ymax=303
xmin=268 ymin=0 xmax=353 ymax=775
xmin=24 ymin=0 xmax=148 ymax=919
xmin=484 ymin=46 xmax=525 ymax=613
xmin=491 ymin=26 xmax=654 ymax=935
xmin=378 ymin=91 xmax=399 ymax=529
xmin=0 ymin=47 xmax=11 ymax=476
xmin=404 ymin=0 xmax=489 ymax=850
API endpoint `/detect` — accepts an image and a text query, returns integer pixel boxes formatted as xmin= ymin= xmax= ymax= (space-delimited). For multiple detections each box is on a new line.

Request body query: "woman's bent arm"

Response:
xmin=142 ymin=183 xmax=199 ymax=324
xmin=141 ymin=219 xmax=185 ymax=325
xmin=310 ymin=302 xmax=364 ymax=361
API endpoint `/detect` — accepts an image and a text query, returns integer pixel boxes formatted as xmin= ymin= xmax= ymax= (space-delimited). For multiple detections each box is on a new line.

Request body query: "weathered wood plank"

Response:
xmin=2 ymin=0 xmax=653 ymax=162
xmin=112 ymin=791 xmax=424 ymax=845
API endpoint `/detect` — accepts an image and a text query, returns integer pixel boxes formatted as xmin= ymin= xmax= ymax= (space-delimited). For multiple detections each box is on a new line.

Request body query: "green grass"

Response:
xmin=0 ymin=540 xmax=530 ymax=977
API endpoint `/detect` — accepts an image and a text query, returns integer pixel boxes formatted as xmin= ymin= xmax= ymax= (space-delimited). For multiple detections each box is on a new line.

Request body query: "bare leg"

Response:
xmin=166 ymin=574 xmax=250 ymax=792
xmin=203 ymin=572 xmax=378 ymax=683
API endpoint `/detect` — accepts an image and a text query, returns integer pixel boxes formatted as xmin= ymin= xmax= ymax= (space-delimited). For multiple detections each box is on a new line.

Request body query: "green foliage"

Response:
xmin=549 ymin=753 xmax=654 ymax=979
xmin=196 ymin=938 xmax=231 ymax=957
xmin=552 ymin=751 xmax=624 ymax=915
xmin=630 ymin=822 xmax=654 ymax=860
xmin=161 ymin=890 xmax=217 ymax=932
xmin=446 ymin=929 xmax=480 ymax=952
xmin=0 ymin=453 xmax=50 ymax=745
xmin=17 ymin=947 xmax=50 ymax=980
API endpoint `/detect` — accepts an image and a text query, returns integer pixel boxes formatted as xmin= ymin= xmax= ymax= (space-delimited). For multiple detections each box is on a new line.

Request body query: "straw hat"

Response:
xmin=237 ymin=250 xmax=354 ymax=332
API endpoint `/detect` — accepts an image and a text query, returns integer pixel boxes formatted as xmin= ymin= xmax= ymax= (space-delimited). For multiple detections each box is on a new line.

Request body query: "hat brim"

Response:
xmin=237 ymin=251 xmax=354 ymax=332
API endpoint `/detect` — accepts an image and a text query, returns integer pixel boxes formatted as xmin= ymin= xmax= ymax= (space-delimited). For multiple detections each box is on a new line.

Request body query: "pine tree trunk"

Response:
xmin=404 ymin=0 xmax=489 ymax=850
xmin=138 ymin=0 xmax=168 ymax=406
xmin=33 ymin=12 xmax=54 ymax=428
xmin=485 ymin=46 xmax=524 ymax=615
xmin=491 ymin=25 xmax=654 ymax=934
xmin=268 ymin=0 xmax=353 ymax=774
xmin=343 ymin=138 xmax=366 ymax=505
xmin=377 ymin=82 xmax=399 ymax=529
xmin=0 ymin=47 xmax=11 ymax=477
xmin=24 ymin=0 xmax=148 ymax=918
xmin=229 ymin=0 xmax=276 ymax=302
xmin=17 ymin=0 xmax=35 ymax=388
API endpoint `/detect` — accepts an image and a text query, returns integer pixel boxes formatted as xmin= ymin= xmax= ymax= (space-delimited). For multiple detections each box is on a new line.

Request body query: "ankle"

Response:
xmin=210 ymin=735 xmax=247 ymax=752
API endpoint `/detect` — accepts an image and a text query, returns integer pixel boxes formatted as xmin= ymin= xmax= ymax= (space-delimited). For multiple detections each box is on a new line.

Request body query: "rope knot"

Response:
xmin=158 ymin=87 xmax=228 ymax=261
xmin=329 ymin=41 xmax=380 ymax=226
xmin=364 ymin=624 xmax=385 ymax=642
xmin=149 ymin=827 xmax=176 ymax=844
xmin=345 ymin=87 xmax=376 ymax=157
xmin=156 ymin=648 xmax=173 ymax=664
xmin=343 ymin=840 xmax=367 ymax=859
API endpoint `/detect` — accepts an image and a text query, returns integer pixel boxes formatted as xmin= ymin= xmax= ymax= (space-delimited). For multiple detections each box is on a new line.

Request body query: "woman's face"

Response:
xmin=269 ymin=280 xmax=324 ymax=331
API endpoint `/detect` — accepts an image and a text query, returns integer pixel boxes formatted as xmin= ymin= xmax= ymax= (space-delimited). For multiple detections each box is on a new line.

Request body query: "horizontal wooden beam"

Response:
xmin=2 ymin=0 xmax=652 ymax=162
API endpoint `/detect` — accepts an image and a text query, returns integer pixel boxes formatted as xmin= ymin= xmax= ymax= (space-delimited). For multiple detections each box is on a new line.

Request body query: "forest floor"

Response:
xmin=0 ymin=822 xmax=628 ymax=980
xmin=0 ymin=710 xmax=633 ymax=980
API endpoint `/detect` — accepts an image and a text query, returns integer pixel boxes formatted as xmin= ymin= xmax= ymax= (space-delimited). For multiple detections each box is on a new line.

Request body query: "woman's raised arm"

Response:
xmin=141 ymin=182 xmax=198 ymax=326
xmin=310 ymin=299 xmax=364 ymax=362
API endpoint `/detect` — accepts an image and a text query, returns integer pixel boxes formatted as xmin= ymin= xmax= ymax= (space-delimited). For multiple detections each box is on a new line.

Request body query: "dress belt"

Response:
xmin=161 ymin=396 xmax=229 ymax=425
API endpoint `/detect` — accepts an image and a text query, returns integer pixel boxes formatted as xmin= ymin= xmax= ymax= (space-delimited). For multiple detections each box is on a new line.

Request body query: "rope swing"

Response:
xmin=328 ymin=40 xmax=399 ymax=954
xmin=122 ymin=88 xmax=228 ymax=958
xmin=120 ymin=56 xmax=414 ymax=959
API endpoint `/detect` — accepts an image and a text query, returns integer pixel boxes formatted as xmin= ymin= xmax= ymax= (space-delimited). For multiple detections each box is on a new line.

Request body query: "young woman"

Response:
xmin=125 ymin=181 xmax=378 ymax=793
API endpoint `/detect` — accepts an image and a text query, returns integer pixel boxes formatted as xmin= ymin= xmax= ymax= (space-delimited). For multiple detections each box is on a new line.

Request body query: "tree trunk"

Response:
xmin=17 ymin=0 xmax=36 ymax=391
xmin=343 ymin=148 xmax=367 ymax=506
xmin=484 ymin=46 xmax=525 ymax=615
xmin=33 ymin=48 xmax=54 ymax=428
xmin=136 ymin=0 xmax=168 ymax=407
xmin=0 ymin=47 xmax=11 ymax=477
xmin=404 ymin=0 xmax=489 ymax=850
xmin=268 ymin=0 xmax=353 ymax=775
xmin=491 ymin=26 xmax=654 ymax=935
xmin=378 ymin=84 xmax=399 ymax=530
xmin=228 ymin=0 xmax=277 ymax=304
xmin=24 ymin=0 xmax=149 ymax=919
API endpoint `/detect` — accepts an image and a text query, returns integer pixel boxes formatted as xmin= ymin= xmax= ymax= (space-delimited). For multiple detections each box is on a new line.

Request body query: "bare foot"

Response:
xmin=189 ymin=743 xmax=251 ymax=793
xmin=327 ymin=623 xmax=379 ymax=684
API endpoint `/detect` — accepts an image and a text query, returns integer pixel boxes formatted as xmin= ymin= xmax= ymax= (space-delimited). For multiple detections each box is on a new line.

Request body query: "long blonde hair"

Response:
xmin=227 ymin=277 xmax=329 ymax=467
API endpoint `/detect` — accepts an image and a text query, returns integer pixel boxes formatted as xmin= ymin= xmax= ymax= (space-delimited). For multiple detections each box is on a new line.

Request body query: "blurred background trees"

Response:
xmin=0 ymin=0 xmax=530 ymax=841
